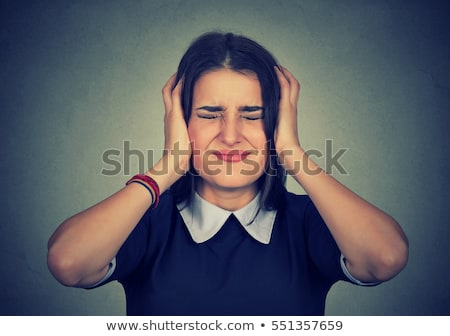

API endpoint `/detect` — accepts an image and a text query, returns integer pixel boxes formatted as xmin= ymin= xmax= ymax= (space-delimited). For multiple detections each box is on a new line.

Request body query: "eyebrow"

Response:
xmin=196 ymin=106 xmax=224 ymax=112
xmin=195 ymin=105 xmax=264 ymax=112
xmin=239 ymin=105 xmax=264 ymax=112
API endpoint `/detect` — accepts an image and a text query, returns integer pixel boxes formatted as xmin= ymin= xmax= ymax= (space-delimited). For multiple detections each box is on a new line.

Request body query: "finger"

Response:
xmin=275 ymin=66 xmax=291 ymax=110
xmin=279 ymin=66 xmax=300 ymax=104
xmin=162 ymin=73 xmax=177 ymax=113
xmin=275 ymin=66 xmax=299 ymax=128
xmin=171 ymin=77 xmax=183 ymax=115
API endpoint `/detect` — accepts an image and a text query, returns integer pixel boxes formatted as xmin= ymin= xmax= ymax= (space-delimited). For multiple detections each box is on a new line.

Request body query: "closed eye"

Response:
xmin=241 ymin=114 xmax=264 ymax=120
xmin=241 ymin=113 xmax=264 ymax=120
xmin=240 ymin=106 xmax=265 ymax=120
xmin=194 ymin=105 xmax=264 ymax=120
xmin=196 ymin=113 xmax=221 ymax=119
xmin=195 ymin=106 xmax=224 ymax=119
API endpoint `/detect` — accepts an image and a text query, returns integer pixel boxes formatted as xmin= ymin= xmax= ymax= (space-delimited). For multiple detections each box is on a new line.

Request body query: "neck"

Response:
xmin=195 ymin=181 xmax=258 ymax=211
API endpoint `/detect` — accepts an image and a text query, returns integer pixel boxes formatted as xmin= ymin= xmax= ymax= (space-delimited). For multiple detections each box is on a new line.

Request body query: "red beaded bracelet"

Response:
xmin=126 ymin=174 xmax=160 ymax=209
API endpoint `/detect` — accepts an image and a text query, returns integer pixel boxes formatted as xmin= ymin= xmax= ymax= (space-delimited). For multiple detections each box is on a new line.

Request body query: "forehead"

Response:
xmin=193 ymin=68 xmax=262 ymax=103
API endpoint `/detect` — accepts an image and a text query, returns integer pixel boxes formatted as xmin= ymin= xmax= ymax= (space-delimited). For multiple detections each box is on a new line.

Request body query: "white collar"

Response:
xmin=177 ymin=192 xmax=277 ymax=244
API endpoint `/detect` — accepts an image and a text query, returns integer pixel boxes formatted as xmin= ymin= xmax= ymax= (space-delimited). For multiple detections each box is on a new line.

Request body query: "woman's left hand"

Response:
xmin=274 ymin=67 xmax=408 ymax=283
xmin=274 ymin=66 xmax=302 ymax=170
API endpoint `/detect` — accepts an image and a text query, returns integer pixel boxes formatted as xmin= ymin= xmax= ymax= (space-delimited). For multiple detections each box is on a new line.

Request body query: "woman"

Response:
xmin=47 ymin=32 xmax=408 ymax=315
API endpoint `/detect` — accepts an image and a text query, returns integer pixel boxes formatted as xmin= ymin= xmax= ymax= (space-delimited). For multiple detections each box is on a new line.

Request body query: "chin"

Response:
xmin=203 ymin=173 xmax=262 ymax=191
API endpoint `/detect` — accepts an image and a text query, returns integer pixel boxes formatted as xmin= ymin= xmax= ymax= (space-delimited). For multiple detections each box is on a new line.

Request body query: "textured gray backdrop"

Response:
xmin=1 ymin=0 xmax=449 ymax=315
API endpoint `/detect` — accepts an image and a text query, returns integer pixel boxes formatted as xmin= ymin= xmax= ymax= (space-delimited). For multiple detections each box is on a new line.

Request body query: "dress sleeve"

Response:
xmin=112 ymin=209 xmax=152 ymax=283
xmin=84 ymin=208 xmax=152 ymax=288
xmin=305 ymin=198 xmax=380 ymax=286
xmin=304 ymin=198 xmax=347 ymax=283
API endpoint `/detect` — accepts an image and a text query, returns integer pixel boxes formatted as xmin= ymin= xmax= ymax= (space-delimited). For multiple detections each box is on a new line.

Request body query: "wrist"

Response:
xmin=146 ymin=154 xmax=187 ymax=194
xmin=126 ymin=174 xmax=160 ymax=209
xmin=278 ymin=145 xmax=305 ymax=174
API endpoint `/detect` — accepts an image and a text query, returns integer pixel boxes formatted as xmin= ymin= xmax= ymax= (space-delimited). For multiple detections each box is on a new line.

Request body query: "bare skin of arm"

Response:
xmin=48 ymin=68 xmax=408 ymax=288
xmin=47 ymin=75 xmax=190 ymax=287
xmin=274 ymin=66 xmax=408 ymax=282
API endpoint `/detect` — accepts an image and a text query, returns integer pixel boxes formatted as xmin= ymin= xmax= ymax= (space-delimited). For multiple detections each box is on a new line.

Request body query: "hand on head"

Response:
xmin=161 ymin=74 xmax=192 ymax=177
xmin=274 ymin=66 xmax=302 ymax=156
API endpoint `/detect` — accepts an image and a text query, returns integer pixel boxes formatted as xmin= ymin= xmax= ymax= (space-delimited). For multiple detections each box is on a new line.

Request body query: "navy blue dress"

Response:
xmin=102 ymin=190 xmax=350 ymax=315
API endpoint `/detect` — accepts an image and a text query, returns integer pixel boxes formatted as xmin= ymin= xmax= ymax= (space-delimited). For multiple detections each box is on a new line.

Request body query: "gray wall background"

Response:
xmin=1 ymin=0 xmax=449 ymax=315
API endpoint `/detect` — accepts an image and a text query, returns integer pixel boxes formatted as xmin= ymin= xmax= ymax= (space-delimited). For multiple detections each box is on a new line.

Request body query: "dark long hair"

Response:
xmin=170 ymin=31 xmax=287 ymax=210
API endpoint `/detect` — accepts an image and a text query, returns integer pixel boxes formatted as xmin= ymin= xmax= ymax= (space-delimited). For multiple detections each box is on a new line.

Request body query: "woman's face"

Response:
xmin=188 ymin=68 xmax=268 ymax=197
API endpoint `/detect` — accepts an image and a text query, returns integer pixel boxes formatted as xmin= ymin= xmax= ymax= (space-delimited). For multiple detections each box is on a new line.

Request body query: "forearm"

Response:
xmin=281 ymin=146 xmax=409 ymax=282
xmin=47 ymin=156 xmax=181 ymax=287
xmin=47 ymin=73 xmax=191 ymax=287
xmin=47 ymin=181 xmax=152 ymax=286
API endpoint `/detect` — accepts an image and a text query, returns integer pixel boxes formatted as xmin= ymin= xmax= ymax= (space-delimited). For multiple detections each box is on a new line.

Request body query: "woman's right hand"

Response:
xmin=47 ymin=74 xmax=192 ymax=287
xmin=148 ymin=74 xmax=191 ymax=189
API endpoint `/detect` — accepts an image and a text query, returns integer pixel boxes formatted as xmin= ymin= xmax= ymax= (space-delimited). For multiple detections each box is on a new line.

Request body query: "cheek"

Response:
xmin=244 ymin=125 xmax=268 ymax=150
xmin=245 ymin=130 xmax=269 ymax=171
xmin=188 ymin=120 xmax=222 ymax=148
xmin=188 ymin=124 xmax=207 ymax=152
xmin=188 ymin=123 xmax=213 ymax=172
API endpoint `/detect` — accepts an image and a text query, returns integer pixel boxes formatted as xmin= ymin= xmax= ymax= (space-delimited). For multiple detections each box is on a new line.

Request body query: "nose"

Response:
xmin=219 ymin=115 xmax=242 ymax=146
